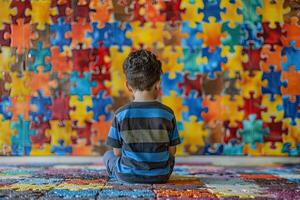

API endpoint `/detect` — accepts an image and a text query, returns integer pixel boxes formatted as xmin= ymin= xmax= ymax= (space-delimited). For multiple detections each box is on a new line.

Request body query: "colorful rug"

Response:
xmin=0 ymin=161 xmax=299 ymax=199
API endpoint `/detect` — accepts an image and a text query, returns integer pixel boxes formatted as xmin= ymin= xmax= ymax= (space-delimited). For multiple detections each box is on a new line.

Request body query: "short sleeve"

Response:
xmin=169 ymin=117 xmax=181 ymax=146
xmin=105 ymin=116 xmax=122 ymax=148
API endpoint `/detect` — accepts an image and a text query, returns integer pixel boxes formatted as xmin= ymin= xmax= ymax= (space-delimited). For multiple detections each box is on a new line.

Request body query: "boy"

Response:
xmin=103 ymin=50 xmax=181 ymax=184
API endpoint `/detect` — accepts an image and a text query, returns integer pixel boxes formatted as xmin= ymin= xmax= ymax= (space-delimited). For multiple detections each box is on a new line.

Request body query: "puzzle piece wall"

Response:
xmin=0 ymin=0 xmax=299 ymax=156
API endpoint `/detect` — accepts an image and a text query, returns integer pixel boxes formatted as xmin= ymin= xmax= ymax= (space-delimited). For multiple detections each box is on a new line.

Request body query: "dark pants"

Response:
xmin=102 ymin=150 xmax=175 ymax=180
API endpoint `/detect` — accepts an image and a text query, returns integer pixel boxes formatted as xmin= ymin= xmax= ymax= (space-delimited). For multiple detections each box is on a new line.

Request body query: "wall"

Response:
xmin=0 ymin=0 xmax=299 ymax=156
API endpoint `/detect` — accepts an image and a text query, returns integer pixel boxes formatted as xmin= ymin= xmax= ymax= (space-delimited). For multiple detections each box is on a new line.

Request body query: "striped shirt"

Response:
xmin=105 ymin=101 xmax=181 ymax=183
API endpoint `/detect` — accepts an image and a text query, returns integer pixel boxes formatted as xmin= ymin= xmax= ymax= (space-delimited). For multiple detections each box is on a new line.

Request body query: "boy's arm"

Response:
xmin=113 ymin=148 xmax=122 ymax=157
xmin=169 ymin=146 xmax=176 ymax=156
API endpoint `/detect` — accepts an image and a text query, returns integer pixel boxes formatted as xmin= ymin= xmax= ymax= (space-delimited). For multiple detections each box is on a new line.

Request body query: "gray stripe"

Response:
xmin=121 ymin=129 xmax=169 ymax=143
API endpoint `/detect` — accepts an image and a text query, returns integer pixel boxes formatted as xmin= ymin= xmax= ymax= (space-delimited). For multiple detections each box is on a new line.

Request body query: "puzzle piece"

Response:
xmin=87 ymin=90 xmax=112 ymax=121
xmin=0 ymin=115 xmax=12 ymax=154
xmin=8 ymin=72 xmax=31 ymax=100
xmin=262 ymin=66 xmax=287 ymax=101
xmin=8 ymin=96 xmax=30 ymax=121
xmin=0 ymin=24 xmax=11 ymax=51
xmin=281 ymin=43 xmax=300 ymax=71
xmin=202 ymin=95 xmax=222 ymax=127
xmin=178 ymin=48 xmax=204 ymax=76
xmin=30 ymin=120 xmax=51 ymax=147
xmin=126 ymin=22 xmax=169 ymax=49
xmin=50 ymin=46 xmax=72 ymax=76
xmin=5 ymin=18 xmax=37 ymax=54
xmin=111 ymin=0 xmax=133 ymax=22
xmin=198 ymin=18 xmax=224 ymax=52
xmin=180 ymin=0 xmax=203 ymax=27
xmin=220 ymin=0 xmax=243 ymax=25
xmin=72 ymin=45 xmax=95 ymax=76
xmin=182 ymin=91 xmax=208 ymax=122
xmin=262 ymin=142 xmax=288 ymax=156
xmin=257 ymin=22 xmax=283 ymax=47
xmin=10 ymin=49 xmax=28 ymax=74
xmin=49 ymin=96 xmax=70 ymax=120
xmin=178 ymin=73 xmax=202 ymax=97
xmin=282 ymin=118 xmax=300 ymax=151
xmin=161 ymin=72 xmax=183 ymax=96
xmin=180 ymin=116 xmax=209 ymax=154
xmin=277 ymin=96 xmax=300 ymax=126
xmin=282 ymin=17 xmax=300 ymax=48
xmin=241 ymin=92 xmax=267 ymax=120
xmin=89 ymin=0 xmax=112 ymax=28
xmin=50 ymin=0 xmax=72 ymax=23
xmin=241 ymin=0 xmax=262 ymax=23
xmin=46 ymin=120 xmax=77 ymax=146
xmin=164 ymin=0 xmax=184 ymax=24
xmin=73 ymin=0 xmax=91 ymax=22
xmin=25 ymin=0 xmax=57 ymax=30
xmin=202 ymin=72 xmax=224 ymax=98
xmin=238 ymin=114 xmax=269 ymax=147
xmin=263 ymin=118 xmax=287 ymax=148
xmin=0 ymin=0 xmax=17 ymax=29
xmin=162 ymin=91 xmax=186 ymax=121
xmin=105 ymin=22 xmax=132 ymax=51
xmin=221 ymin=22 xmax=244 ymax=52
xmin=72 ymin=138 xmax=92 ymax=155
xmin=11 ymin=115 xmax=36 ymax=156
xmin=241 ymin=22 xmax=263 ymax=49
xmin=223 ymin=139 xmax=244 ymax=155
xmin=70 ymin=96 xmax=93 ymax=127
xmin=202 ymin=47 xmax=226 ymax=79
xmin=50 ymin=17 xmax=71 ymax=52
xmin=86 ymin=22 xmax=111 ymax=48
xmin=50 ymin=73 xmax=70 ymax=97
xmin=30 ymin=90 xmax=52 ymax=122
xmin=260 ymin=44 xmax=284 ymax=71
xmin=0 ymin=96 xmax=12 ymax=120
xmin=198 ymin=0 xmax=225 ymax=22
xmin=70 ymin=17 xmax=92 ymax=48
xmin=70 ymin=72 xmax=96 ymax=101
xmin=221 ymin=95 xmax=244 ymax=128
xmin=0 ymin=53 xmax=12 ymax=78
xmin=28 ymin=42 xmax=51 ymax=72
xmin=282 ymin=142 xmax=300 ymax=156
xmin=256 ymin=0 xmax=290 ymax=29
xmin=91 ymin=116 xmax=111 ymax=144
xmin=163 ymin=22 xmax=184 ymax=46
xmin=161 ymin=46 xmax=184 ymax=75
xmin=10 ymin=0 xmax=32 ymax=24
xmin=51 ymin=140 xmax=73 ymax=156
xmin=261 ymin=95 xmax=284 ymax=123
xmin=223 ymin=71 xmax=242 ymax=100
xmin=181 ymin=21 xmax=203 ymax=50
xmin=30 ymin=68 xmax=56 ymax=96
xmin=240 ymin=71 xmax=262 ymax=98
xmin=281 ymin=66 xmax=300 ymax=96
xmin=221 ymin=46 xmax=245 ymax=78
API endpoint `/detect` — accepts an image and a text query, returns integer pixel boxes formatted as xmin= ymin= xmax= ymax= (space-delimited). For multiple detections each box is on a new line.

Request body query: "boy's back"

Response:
xmin=106 ymin=101 xmax=180 ymax=183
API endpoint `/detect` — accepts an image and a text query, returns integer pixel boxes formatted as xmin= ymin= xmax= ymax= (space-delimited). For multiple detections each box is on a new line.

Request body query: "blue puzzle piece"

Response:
xmin=47 ymin=189 xmax=99 ymax=199
xmin=50 ymin=17 xmax=71 ymax=52
xmin=202 ymin=144 xmax=223 ymax=155
xmin=28 ymin=42 xmax=51 ymax=72
xmin=182 ymin=91 xmax=208 ymax=121
xmin=86 ymin=22 xmax=111 ymax=48
xmin=161 ymin=72 xmax=183 ymax=95
xmin=181 ymin=21 xmax=203 ymax=50
xmin=99 ymin=189 xmax=155 ymax=199
xmin=223 ymin=139 xmax=244 ymax=155
xmin=202 ymin=47 xmax=227 ymax=79
xmin=282 ymin=143 xmax=300 ymax=157
xmin=70 ymin=71 xmax=97 ymax=101
xmin=0 ymin=96 xmax=12 ymax=120
xmin=238 ymin=114 xmax=269 ymax=147
xmin=51 ymin=140 xmax=72 ymax=156
xmin=262 ymin=66 xmax=287 ymax=101
xmin=87 ymin=90 xmax=112 ymax=121
xmin=281 ymin=42 xmax=300 ymax=71
xmin=11 ymin=115 xmax=36 ymax=156
xmin=30 ymin=90 xmax=52 ymax=122
xmin=277 ymin=96 xmax=300 ymax=126
xmin=104 ymin=22 xmax=132 ymax=52
xmin=198 ymin=0 xmax=225 ymax=22
xmin=178 ymin=48 xmax=204 ymax=76
xmin=241 ymin=21 xmax=263 ymax=49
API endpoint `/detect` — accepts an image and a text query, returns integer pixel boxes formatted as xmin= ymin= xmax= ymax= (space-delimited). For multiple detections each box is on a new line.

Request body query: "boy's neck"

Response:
xmin=133 ymin=90 xmax=157 ymax=102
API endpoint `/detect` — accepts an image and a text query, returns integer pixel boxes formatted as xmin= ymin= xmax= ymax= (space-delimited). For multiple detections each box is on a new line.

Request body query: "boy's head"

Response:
xmin=123 ymin=49 xmax=162 ymax=92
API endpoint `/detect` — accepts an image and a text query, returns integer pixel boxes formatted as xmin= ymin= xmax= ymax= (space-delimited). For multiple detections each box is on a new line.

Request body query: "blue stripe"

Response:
xmin=171 ymin=126 xmax=179 ymax=140
xmin=116 ymin=108 xmax=173 ymax=122
xmin=117 ymin=161 xmax=170 ymax=176
xmin=122 ymin=150 xmax=169 ymax=162
xmin=108 ymin=127 xmax=120 ymax=140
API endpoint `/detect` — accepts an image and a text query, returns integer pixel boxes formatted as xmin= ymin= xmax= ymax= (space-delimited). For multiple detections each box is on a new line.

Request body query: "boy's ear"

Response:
xmin=126 ymin=81 xmax=133 ymax=93
xmin=154 ymin=80 xmax=161 ymax=91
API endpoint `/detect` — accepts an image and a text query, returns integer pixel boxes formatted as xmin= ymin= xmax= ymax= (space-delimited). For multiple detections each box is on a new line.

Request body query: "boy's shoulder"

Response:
xmin=114 ymin=101 xmax=174 ymax=115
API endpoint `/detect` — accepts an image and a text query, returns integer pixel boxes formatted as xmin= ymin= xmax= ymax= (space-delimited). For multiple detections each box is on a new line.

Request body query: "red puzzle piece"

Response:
xmin=242 ymin=44 xmax=261 ymax=74
xmin=257 ymin=22 xmax=283 ymax=47
xmin=10 ymin=0 xmax=32 ymax=24
xmin=49 ymin=96 xmax=70 ymax=120
xmin=178 ymin=73 xmax=202 ymax=97
xmin=240 ymin=92 xmax=267 ymax=120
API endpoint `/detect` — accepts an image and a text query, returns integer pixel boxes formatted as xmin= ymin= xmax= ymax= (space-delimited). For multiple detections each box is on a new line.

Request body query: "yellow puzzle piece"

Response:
xmin=70 ymin=96 xmax=93 ymax=127
xmin=46 ymin=120 xmax=77 ymax=146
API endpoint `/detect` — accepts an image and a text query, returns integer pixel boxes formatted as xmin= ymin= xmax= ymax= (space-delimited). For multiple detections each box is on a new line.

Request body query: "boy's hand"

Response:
xmin=113 ymin=148 xmax=122 ymax=157
xmin=169 ymin=146 xmax=176 ymax=156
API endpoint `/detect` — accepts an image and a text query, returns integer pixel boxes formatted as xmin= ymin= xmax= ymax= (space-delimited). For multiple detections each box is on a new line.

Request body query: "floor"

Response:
xmin=0 ymin=157 xmax=299 ymax=199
